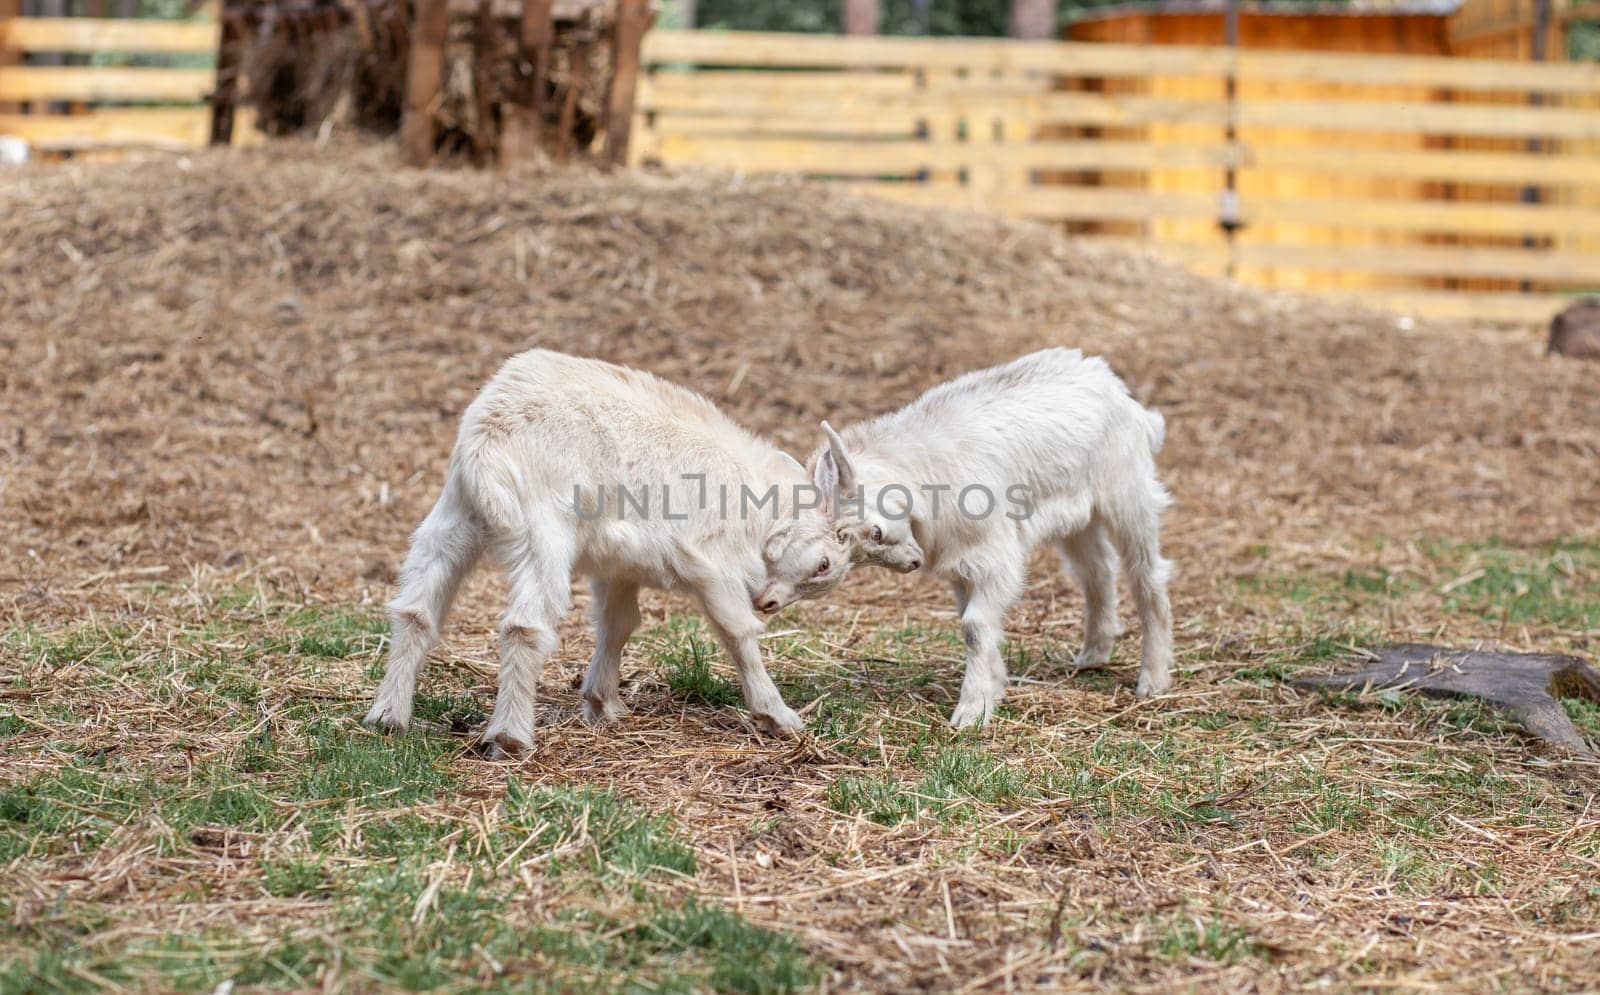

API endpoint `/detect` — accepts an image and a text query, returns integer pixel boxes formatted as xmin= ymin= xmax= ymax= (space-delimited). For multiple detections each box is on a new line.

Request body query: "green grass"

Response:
xmin=6 ymin=546 xmax=1599 ymax=992
xmin=636 ymin=900 xmax=817 ymax=995
xmin=826 ymin=741 xmax=1032 ymax=827
xmin=651 ymin=617 xmax=741 ymax=709
xmin=1155 ymin=913 xmax=1262 ymax=964
xmin=0 ymin=608 xmax=816 ymax=995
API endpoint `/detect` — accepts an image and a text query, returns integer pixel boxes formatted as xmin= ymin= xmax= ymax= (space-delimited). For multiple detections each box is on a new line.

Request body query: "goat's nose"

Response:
xmin=759 ymin=599 xmax=780 ymax=614
xmin=908 ymin=559 xmax=922 ymax=570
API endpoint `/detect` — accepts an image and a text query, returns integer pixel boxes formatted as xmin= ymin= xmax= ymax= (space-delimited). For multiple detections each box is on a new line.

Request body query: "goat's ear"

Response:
xmin=820 ymin=421 xmax=858 ymax=495
xmin=811 ymin=448 xmax=838 ymax=518
xmin=774 ymin=451 xmax=805 ymax=475
xmin=763 ymin=523 xmax=795 ymax=564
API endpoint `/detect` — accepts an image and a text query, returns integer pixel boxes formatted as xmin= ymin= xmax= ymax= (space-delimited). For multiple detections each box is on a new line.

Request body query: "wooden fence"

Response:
xmin=0 ymin=13 xmax=217 ymax=153
xmin=633 ymin=30 xmax=1600 ymax=323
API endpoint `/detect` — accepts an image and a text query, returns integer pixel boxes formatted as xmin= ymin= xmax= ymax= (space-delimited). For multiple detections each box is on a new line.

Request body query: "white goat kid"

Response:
xmin=810 ymin=347 xmax=1173 ymax=729
xmin=366 ymin=349 xmax=851 ymax=757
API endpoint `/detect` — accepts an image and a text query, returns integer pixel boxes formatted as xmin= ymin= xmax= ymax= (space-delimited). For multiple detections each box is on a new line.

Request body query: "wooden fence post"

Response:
xmin=210 ymin=0 xmax=241 ymax=144
xmin=501 ymin=0 xmax=553 ymax=163
xmin=0 ymin=0 xmax=20 ymax=115
xmin=400 ymin=0 xmax=449 ymax=167
xmin=602 ymin=0 xmax=648 ymax=167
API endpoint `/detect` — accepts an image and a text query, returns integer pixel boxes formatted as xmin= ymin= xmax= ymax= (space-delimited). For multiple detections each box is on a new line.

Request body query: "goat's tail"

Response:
xmin=1143 ymin=408 xmax=1166 ymax=456
xmin=453 ymin=440 xmax=528 ymax=535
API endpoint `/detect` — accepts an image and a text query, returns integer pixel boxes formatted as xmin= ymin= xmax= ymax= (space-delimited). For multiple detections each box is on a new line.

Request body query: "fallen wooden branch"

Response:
xmin=1294 ymin=643 xmax=1600 ymax=756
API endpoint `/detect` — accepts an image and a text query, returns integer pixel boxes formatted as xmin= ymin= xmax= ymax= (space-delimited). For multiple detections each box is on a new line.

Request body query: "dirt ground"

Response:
xmin=2 ymin=140 xmax=1598 ymax=993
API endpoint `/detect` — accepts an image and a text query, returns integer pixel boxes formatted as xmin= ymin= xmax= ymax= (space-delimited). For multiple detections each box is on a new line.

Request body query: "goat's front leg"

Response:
xmin=948 ymin=564 xmax=1024 ymax=730
xmin=579 ymin=578 xmax=641 ymax=726
xmin=700 ymin=584 xmax=802 ymax=736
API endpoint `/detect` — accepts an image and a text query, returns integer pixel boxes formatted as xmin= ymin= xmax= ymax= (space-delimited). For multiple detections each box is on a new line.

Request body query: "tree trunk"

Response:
xmin=1008 ymin=0 xmax=1055 ymax=40
xmin=842 ymin=0 xmax=879 ymax=36
xmin=500 ymin=0 xmax=554 ymax=163
xmin=602 ymin=0 xmax=650 ymax=166
xmin=400 ymin=0 xmax=451 ymax=167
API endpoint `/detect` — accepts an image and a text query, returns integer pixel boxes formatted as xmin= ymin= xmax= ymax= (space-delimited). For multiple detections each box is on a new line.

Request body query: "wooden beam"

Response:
xmin=645 ymin=135 xmax=1600 ymax=187
xmin=0 ymin=0 xmax=21 ymax=114
xmin=501 ymin=0 xmax=553 ymax=163
xmin=400 ymin=0 xmax=450 ymax=167
xmin=603 ymin=0 xmax=649 ymax=167
xmin=641 ymin=30 xmax=1600 ymax=96
xmin=4 ymin=16 xmax=217 ymax=53
xmin=0 ymin=107 xmax=211 ymax=148
xmin=210 ymin=2 xmax=244 ymax=144
xmin=1359 ymin=290 xmax=1570 ymax=324
xmin=0 ymin=66 xmax=215 ymax=102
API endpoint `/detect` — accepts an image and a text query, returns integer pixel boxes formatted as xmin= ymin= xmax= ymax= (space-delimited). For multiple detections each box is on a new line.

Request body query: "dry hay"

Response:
xmin=1 ymin=139 xmax=1598 ymax=992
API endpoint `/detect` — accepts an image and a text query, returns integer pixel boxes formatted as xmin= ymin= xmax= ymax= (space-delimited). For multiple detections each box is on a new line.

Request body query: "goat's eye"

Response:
xmin=815 ymin=558 xmax=830 ymax=576
xmin=870 ymin=525 xmax=883 ymax=543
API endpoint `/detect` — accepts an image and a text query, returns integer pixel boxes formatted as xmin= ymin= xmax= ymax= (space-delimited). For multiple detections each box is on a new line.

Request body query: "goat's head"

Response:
xmin=753 ymin=514 xmax=851 ymax=616
xmin=809 ymin=421 xmax=923 ymax=575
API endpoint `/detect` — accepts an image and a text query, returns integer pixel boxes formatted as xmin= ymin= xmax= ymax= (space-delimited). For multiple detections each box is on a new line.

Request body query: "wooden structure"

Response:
xmin=0 ymin=0 xmax=647 ymax=165
xmin=633 ymin=29 xmax=1600 ymax=323
xmin=1063 ymin=0 xmax=1594 ymax=296
xmin=0 ymin=7 xmax=219 ymax=154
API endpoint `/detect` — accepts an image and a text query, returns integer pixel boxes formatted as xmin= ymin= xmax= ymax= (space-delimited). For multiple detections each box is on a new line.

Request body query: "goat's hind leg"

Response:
xmin=479 ymin=528 xmax=575 ymax=758
xmin=579 ymin=578 xmax=641 ymax=726
xmin=366 ymin=479 xmax=483 ymax=733
xmin=1105 ymin=497 xmax=1174 ymax=699
xmin=1060 ymin=520 xmax=1120 ymax=671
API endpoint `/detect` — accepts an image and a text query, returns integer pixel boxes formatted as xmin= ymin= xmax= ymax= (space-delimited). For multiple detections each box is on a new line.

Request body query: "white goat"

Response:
xmin=809 ymin=347 xmax=1173 ymax=728
xmin=366 ymin=349 xmax=852 ymax=756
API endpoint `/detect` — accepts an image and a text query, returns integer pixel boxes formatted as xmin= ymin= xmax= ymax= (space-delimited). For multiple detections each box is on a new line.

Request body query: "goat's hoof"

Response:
xmin=948 ymin=698 xmax=995 ymax=731
xmin=580 ymin=695 xmax=630 ymax=726
xmin=1134 ymin=673 xmax=1172 ymax=699
xmin=363 ymin=705 xmax=410 ymax=734
xmin=472 ymin=729 xmax=534 ymax=760
xmin=751 ymin=706 xmax=804 ymax=737
xmin=1071 ymin=648 xmax=1112 ymax=671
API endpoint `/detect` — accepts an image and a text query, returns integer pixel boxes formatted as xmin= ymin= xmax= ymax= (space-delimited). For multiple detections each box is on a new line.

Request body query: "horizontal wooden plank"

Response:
xmin=643 ymin=30 xmax=1235 ymax=76
xmin=642 ymin=71 xmax=921 ymax=96
xmin=640 ymin=89 xmax=1230 ymax=125
xmin=646 ymin=115 xmax=923 ymax=139
xmin=0 ymin=107 xmax=210 ymax=149
xmin=1239 ymin=195 xmax=1600 ymax=239
xmin=1359 ymin=290 xmax=1572 ymax=323
xmin=1243 ymin=143 xmax=1600 ymax=187
xmin=643 ymin=31 xmax=1600 ymax=96
xmin=639 ymin=133 xmax=1600 ymax=188
xmin=642 ymin=73 xmax=1057 ymax=101
xmin=1236 ymin=99 xmax=1600 ymax=141
xmin=1232 ymin=242 xmax=1600 ymax=283
xmin=2 ymin=16 xmax=217 ymax=54
xmin=1234 ymin=48 xmax=1600 ymax=96
xmin=0 ymin=66 xmax=214 ymax=102
xmin=644 ymin=86 xmax=1600 ymax=140
xmin=842 ymin=178 xmax=1600 ymax=238
xmin=852 ymin=183 xmax=1219 ymax=221
xmin=646 ymin=136 xmax=1238 ymax=173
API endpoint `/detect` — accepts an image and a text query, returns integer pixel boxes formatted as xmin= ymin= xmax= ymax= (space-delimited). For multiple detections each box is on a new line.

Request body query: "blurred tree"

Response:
xmin=843 ymin=0 xmax=880 ymax=33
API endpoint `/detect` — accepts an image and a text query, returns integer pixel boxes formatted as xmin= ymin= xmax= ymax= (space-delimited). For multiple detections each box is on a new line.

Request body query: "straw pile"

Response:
xmin=2 ymin=140 xmax=1597 ymax=991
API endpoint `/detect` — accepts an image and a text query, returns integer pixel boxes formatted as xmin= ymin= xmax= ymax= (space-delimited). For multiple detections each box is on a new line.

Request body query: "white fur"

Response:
xmin=365 ymin=349 xmax=850 ymax=756
xmin=811 ymin=347 xmax=1174 ymax=728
